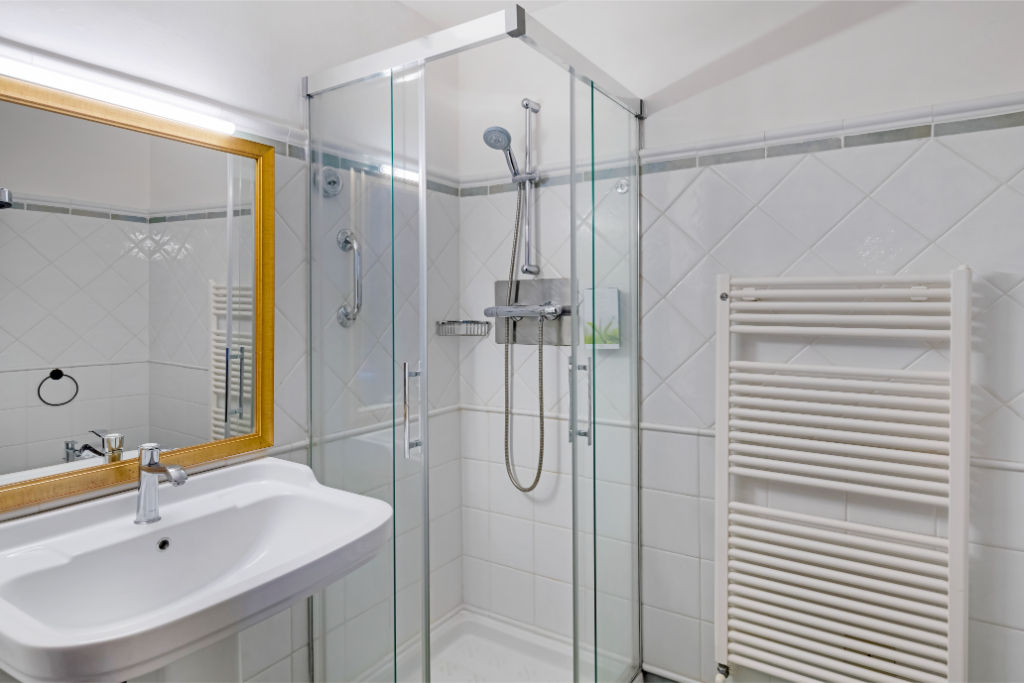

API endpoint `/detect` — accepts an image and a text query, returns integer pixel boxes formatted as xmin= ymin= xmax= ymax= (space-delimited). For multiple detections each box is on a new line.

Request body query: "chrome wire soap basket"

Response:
xmin=436 ymin=320 xmax=492 ymax=337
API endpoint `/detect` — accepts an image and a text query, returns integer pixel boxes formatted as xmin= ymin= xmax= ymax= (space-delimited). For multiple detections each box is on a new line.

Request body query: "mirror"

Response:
xmin=0 ymin=76 xmax=274 ymax=514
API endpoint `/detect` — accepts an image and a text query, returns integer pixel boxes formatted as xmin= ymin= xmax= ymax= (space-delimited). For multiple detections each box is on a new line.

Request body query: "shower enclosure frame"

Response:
xmin=304 ymin=5 xmax=644 ymax=681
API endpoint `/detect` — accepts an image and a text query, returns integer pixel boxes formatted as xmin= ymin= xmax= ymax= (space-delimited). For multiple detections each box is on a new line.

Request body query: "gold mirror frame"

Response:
xmin=0 ymin=75 xmax=275 ymax=514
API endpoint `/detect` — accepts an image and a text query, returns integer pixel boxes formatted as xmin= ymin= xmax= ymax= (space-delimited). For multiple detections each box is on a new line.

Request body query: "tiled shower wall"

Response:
xmin=456 ymin=181 xmax=577 ymax=637
xmin=457 ymin=174 xmax=639 ymax=664
xmin=637 ymin=114 xmax=1024 ymax=682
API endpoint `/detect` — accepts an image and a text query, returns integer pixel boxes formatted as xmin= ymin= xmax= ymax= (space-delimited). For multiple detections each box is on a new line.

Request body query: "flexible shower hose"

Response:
xmin=503 ymin=184 xmax=544 ymax=492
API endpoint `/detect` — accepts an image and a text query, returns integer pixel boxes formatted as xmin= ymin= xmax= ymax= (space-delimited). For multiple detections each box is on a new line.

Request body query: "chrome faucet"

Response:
xmin=64 ymin=428 xmax=122 ymax=463
xmin=135 ymin=443 xmax=187 ymax=525
xmin=90 ymin=429 xmax=125 ymax=462
xmin=64 ymin=440 xmax=104 ymax=463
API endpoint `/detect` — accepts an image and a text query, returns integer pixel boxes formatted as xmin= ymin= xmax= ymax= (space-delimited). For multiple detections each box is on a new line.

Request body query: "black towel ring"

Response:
xmin=37 ymin=368 xmax=79 ymax=407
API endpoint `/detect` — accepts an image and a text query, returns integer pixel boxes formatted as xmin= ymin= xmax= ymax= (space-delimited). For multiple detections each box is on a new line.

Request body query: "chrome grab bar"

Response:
xmin=484 ymin=303 xmax=565 ymax=320
xmin=402 ymin=361 xmax=421 ymax=460
xmin=336 ymin=230 xmax=362 ymax=327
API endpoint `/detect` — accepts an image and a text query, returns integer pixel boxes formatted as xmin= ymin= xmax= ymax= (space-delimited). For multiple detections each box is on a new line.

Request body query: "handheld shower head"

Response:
xmin=483 ymin=126 xmax=520 ymax=178
xmin=483 ymin=126 xmax=511 ymax=151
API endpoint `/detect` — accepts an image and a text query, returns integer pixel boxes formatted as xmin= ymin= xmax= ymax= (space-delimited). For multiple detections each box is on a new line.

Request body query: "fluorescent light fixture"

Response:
xmin=379 ymin=164 xmax=420 ymax=183
xmin=0 ymin=56 xmax=236 ymax=135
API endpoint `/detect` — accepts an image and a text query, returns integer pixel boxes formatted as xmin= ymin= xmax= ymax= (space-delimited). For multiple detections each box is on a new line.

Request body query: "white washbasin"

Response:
xmin=0 ymin=458 xmax=392 ymax=682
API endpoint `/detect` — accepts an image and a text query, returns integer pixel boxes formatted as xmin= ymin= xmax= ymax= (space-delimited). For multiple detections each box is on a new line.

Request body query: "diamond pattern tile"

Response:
xmin=874 ymin=141 xmax=999 ymax=238
xmin=813 ymin=199 xmax=927 ymax=275
xmin=663 ymin=170 xmax=753 ymax=250
xmin=939 ymin=125 xmax=1024 ymax=182
xmin=937 ymin=186 xmax=1024 ymax=292
xmin=715 ymin=154 xmax=800 ymax=203
xmin=710 ymin=207 xmax=803 ymax=276
xmin=641 ymin=214 xmax=702 ymax=297
xmin=638 ymin=126 xmax=1024 ymax=438
xmin=816 ymin=138 xmax=923 ymax=193
xmin=640 ymin=167 xmax=699 ymax=215
xmin=760 ymin=156 xmax=863 ymax=246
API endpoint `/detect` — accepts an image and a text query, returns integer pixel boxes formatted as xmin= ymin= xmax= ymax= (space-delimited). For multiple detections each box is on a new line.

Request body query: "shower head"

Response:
xmin=0 ymin=188 xmax=11 ymax=209
xmin=483 ymin=126 xmax=520 ymax=178
xmin=483 ymin=126 xmax=512 ymax=151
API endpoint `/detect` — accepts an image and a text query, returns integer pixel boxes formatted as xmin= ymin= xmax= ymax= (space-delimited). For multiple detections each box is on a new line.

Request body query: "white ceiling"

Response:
xmin=0 ymin=1 xmax=844 ymax=129
xmin=407 ymin=1 xmax=817 ymax=99
xmin=0 ymin=1 xmax=437 ymax=128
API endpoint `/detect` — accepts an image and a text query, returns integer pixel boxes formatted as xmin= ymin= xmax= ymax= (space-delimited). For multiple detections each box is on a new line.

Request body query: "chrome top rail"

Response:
xmin=302 ymin=5 xmax=642 ymax=117
xmin=304 ymin=7 xmax=521 ymax=96
xmin=484 ymin=303 xmax=567 ymax=320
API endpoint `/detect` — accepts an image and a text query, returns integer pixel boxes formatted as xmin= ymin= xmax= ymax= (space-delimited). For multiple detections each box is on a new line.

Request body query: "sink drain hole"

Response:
xmin=157 ymin=538 xmax=171 ymax=551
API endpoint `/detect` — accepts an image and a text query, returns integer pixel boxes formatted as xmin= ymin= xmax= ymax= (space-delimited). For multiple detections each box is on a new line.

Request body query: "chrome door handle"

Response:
xmin=223 ymin=346 xmax=231 ymax=425
xmin=337 ymin=230 xmax=362 ymax=327
xmin=576 ymin=361 xmax=592 ymax=445
xmin=237 ymin=346 xmax=245 ymax=420
xmin=402 ymin=361 xmax=422 ymax=460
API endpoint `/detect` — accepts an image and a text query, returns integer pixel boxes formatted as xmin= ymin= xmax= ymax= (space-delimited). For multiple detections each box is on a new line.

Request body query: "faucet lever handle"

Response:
xmin=89 ymin=428 xmax=112 ymax=440
xmin=139 ymin=442 xmax=161 ymax=467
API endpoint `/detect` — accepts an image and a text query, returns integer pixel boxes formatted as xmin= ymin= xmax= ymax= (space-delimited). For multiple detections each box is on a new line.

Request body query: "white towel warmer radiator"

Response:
xmin=714 ymin=269 xmax=970 ymax=682
xmin=210 ymin=282 xmax=254 ymax=440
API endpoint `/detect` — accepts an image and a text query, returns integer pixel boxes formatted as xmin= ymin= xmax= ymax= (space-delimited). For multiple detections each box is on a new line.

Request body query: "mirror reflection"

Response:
xmin=0 ymin=99 xmax=256 ymax=485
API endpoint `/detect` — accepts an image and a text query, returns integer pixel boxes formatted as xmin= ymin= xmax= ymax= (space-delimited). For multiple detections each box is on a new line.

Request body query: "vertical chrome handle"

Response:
xmin=237 ymin=346 xmax=245 ymax=420
xmin=576 ymin=361 xmax=593 ymax=445
xmin=223 ymin=346 xmax=231 ymax=426
xmin=337 ymin=230 xmax=362 ymax=327
xmin=402 ymin=361 xmax=422 ymax=460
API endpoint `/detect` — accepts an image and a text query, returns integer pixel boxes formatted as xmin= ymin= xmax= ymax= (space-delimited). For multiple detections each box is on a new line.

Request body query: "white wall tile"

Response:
xmin=641 ymin=606 xmax=701 ymax=680
xmin=489 ymin=513 xmax=534 ymax=572
xmin=874 ymin=141 xmax=999 ymax=239
xmin=490 ymin=564 xmax=534 ymax=624
xmin=969 ymin=620 xmax=1024 ymax=683
xmin=463 ymin=556 xmax=491 ymax=609
xmin=642 ymin=489 xmax=700 ymax=557
xmin=641 ymin=430 xmax=699 ymax=496
xmin=534 ymin=522 xmax=572 ymax=583
xmin=971 ymin=544 xmax=1024 ymax=631
xmin=642 ymin=548 xmax=700 ymax=618
xmin=462 ymin=507 xmax=489 ymax=560
xmin=534 ymin=576 xmax=573 ymax=637
xmin=239 ymin=608 xmax=294 ymax=680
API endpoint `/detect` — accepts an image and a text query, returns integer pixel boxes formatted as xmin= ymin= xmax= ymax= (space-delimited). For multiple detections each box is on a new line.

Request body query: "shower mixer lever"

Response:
xmin=484 ymin=303 xmax=565 ymax=321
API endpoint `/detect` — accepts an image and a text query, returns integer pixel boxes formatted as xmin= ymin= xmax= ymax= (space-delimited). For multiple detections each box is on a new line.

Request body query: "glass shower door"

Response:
xmin=308 ymin=69 xmax=427 ymax=682
xmin=573 ymin=77 xmax=641 ymax=682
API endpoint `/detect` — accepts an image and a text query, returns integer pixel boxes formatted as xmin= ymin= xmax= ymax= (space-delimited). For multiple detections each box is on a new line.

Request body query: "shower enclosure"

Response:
xmin=306 ymin=7 xmax=641 ymax=681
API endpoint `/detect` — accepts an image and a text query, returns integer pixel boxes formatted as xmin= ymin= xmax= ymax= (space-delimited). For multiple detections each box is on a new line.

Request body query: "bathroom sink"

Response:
xmin=0 ymin=458 xmax=392 ymax=682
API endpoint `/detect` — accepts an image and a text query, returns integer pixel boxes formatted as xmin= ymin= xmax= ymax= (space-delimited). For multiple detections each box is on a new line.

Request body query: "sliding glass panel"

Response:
xmin=573 ymin=77 xmax=641 ymax=682
xmin=589 ymin=85 xmax=641 ymax=683
xmin=572 ymin=72 xmax=596 ymax=682
xmin=391 ymin=64 xmax=428 ymax=683
xmin=308 ymin=73 xmax=397 ymax=682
